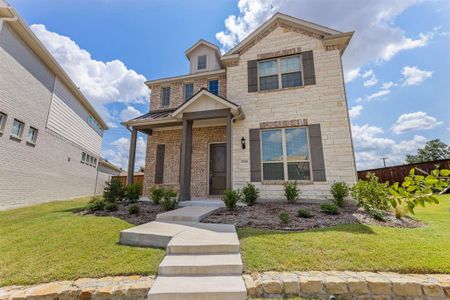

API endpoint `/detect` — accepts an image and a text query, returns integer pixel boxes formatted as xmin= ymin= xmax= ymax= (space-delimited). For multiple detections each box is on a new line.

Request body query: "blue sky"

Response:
xmin=8 ymin=0 xmax=450 ymax=170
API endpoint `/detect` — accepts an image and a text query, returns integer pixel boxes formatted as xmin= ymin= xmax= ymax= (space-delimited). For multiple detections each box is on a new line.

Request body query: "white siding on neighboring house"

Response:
xmin=47 ymin=78 xmax=102 ymax=155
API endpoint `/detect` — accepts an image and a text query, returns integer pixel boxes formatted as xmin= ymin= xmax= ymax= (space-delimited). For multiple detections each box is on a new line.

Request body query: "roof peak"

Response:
xmin=185 ymin=39 xmax=221 ymax=59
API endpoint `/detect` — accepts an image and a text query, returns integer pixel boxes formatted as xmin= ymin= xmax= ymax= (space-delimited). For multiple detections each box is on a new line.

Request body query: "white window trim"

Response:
xmin=257 ymin=54 xmax=304 ymax=91
xmin=183 ymin=82 xmax=194 ymax=101
xmin=26 ymin=126 xmax=38 ymax=145
xmin=260 ymin=126 xmax=313 ymax=182
xmin=197 ymin=54 xmax=207 ymax=70
xmin=10 ymin=119 xmax=24 ymax=140
xmin=0 ymin=112 xmax=7 ymax=134
xmin=160 ymin=86 xmax=171 ymax=107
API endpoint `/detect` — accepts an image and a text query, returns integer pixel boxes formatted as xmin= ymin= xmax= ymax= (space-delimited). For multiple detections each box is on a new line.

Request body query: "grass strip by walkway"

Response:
xmin=0 ymin=198 xmax=165 ymax=286
xmin=238 ymin=195 xmax=450 ymax=274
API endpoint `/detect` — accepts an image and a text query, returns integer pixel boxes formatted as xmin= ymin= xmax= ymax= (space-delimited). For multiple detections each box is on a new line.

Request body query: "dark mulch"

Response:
xmin=80 ymin=201 xmax=164 ymax=225
xmin=203 ymin=202 xmax=423 ymax=231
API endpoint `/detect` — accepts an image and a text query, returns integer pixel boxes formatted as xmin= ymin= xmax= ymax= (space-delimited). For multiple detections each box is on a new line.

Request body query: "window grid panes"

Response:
xmin=258 ymin=55 xmax=303 ymax=91
xmin=11 ymin=119 xmax=24 ymax=137
xmin=0 ymin=112 xmax=6 ymax=131
xmin=261 ymin=127 xmax=311 ymax=181
xmin=161 ymin=87 xmax=170 ymax=106
xmin=208 ymin=80 xmax=219 ymax=95
xmin=184 ymin=83 xmax=194 ymax=101
xmin=27 ymin=127 xmax=38 ymax=143
xmin=197 ymin=55 xmax=207 ymax=70
xmin=281 ymin=56 xmax=302 ymax=88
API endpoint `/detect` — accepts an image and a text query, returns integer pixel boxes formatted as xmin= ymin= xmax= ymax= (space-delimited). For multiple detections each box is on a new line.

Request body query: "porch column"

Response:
xmin=226 ymin=115 xmax=232 ymax=190
xmin=127 ymin=127 xmax=137 ymax=185
xmin=180 ymin=119 xmax=193 ymax=201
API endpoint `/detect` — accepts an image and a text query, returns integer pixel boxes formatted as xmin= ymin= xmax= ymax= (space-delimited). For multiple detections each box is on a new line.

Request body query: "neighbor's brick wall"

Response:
xmin=149 ymin=74 xmax=227 ymax=111
xmin=227 ymin=24 xmax=357 ymax=200
xmin=144 ymin=126 xmax=226 ymax=198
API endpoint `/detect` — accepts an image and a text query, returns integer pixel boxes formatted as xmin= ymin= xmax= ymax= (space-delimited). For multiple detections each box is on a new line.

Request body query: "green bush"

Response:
xmin=128 ymin=204 xmax=140 ymax=215
xmin=320 ymin=203 xmax=339 ymax=215
xmin=149 ymin=186 xmax=164 ymax=205
xmin=104 ymin=202 xmax=118 ymax=212
xmin=125 ymin=183 xmax=141 ymax=203
xmin=297 ymin=208 xmax=312 ymax=218
xmin=330 ymin=181 xmax=350 ymax=207
xmin=241 ymin=183 xmax=259 ymax=206
xmin=160 ymin=189 xmax=178 ymax=211
xmin=368 ymin=208 xmax=386 ymax=221
xmin=223 ymin=189 xmax=242 ymax=210
xmin=87 ymin=196 xmax=105 ymax=212
xmin=103 ymin=178 xmax=125 ymax=203
xmin=279 ymin=211 xmax=290 ymax=224
xmin=351 ymin=173 xmax=390 ymax=212
xmin=283 ymin=181 xmax=300 ymax=203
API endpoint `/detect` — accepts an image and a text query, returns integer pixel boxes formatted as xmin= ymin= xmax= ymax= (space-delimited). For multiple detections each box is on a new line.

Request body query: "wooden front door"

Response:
xmin=209 ymin=143 xmax=227 ymax=195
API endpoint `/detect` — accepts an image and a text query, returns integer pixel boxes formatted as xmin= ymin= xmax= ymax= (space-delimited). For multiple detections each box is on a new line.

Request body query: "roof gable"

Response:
xmin=185 ymin=39 xmax=221 ymax=59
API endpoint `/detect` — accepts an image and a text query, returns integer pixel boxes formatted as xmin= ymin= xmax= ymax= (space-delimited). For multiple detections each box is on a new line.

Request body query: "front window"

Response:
xmin=184 ymin=83 xmax=194 ymax=101
xmin=161 ymin=87 xmax=170 ymax=106
xmin=261 ymin=127 xmax=311 ymax=181
xmin=258 ymin=60 xmax=278 ymax=91
xmin=197 ymin=55 xmax=207 ymax=70
xmin=0 ymin=112 xmax=7 ymax=131
xmin=27 ymin=127 xmax=38 ymax=143
xmin=281 ymin=56 xmax=302 ymax=88
xmin=11 ymin=119 xmax=24 ymax=137
xmin=208 ymin=80 xmax=219 ymax=95
xmin=258 ymin=55 xmax=302 ymax=91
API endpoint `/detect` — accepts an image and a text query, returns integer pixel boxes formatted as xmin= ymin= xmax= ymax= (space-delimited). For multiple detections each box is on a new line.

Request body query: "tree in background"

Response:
xmin=406 ymin=139 xmax=450 ymax=164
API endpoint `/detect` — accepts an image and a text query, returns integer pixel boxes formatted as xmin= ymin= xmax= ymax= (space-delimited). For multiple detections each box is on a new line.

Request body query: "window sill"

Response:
xmin=9 ymin=134 xmax=22 ymax=142
xmin=257 ymin=85 xmax=304 ymax=94
xmin=262 ymin=180 xmax=313 ymax=185
xmin=26 ymin=141 xmax=36 ymax=147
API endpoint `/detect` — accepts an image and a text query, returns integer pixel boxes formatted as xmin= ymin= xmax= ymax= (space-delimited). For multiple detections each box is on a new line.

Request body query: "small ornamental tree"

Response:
xmin=241 ymin=183 xmax=259 ymax=206
xmin=103 ymin=178 xmax=125 ymax=203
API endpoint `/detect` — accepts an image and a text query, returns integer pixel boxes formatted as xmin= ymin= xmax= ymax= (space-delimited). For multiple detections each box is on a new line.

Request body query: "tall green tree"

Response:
xmin=405 ymin=139 xmax=450 ymax=163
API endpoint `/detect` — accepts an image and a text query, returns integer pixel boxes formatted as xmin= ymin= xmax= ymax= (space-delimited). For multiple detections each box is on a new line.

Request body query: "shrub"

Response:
xmin=297 ymin=208 xmax=312 ymax=218
xmin=241 ymin=183 xmax=259 ymax=206
xmin=125 ymin=183 xmax=141 ymax=203
xmin=283 ymin=181 xmax=300 ymax=203
xmin=104 ymin=202 xmax=118 ymax=212
xmin=351 ymin=173 xmax=390 ymax=212
xmin=320 ymin=203 xmax=339 ymax=215
xmin=87 ymin=196 xmax=105 ymax=212
xmin=103 ymin=178 xmax=125 ymax=203
xmin=330 ymin=181 xmax=350 ymax=207
xmin=223 ymin=189 xmax=241 ymax=210
xmin=368 ymin=208 xmax=386 ymax=221
xmin=160 ymin=189 xmax=178 ymax=211
xmin=128 ymin=204 xmax=140 ymax=215
xmin=279 ymin=211 xmax=290 ymax=224
xmin=149 ymin=186 xmax=164 ymax=204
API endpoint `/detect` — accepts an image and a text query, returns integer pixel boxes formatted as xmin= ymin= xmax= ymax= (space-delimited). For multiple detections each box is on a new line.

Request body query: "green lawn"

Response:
xmin=239 ymin=195 xmax=450 ymax=274
xmin=0 ymin=198 xmax=165 ymax=286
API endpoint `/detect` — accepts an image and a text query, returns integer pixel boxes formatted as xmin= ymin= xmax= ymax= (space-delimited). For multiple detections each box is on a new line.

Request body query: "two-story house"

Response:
xmin=0 ymin=2 xmax=109 ymax=209
xmin=123 ymin=13 xmax=357 ymax=201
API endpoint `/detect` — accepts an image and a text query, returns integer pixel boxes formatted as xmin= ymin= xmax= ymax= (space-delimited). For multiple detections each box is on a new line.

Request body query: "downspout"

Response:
xmin=228 ymin=106 xmax=244 ymax=191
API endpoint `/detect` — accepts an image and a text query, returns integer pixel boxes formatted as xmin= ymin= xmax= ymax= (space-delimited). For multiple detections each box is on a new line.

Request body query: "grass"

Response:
xmin=0 ymin=198 xmax=165 ymax=286
xmin=238 ymin=195 xmax=450 ymax=274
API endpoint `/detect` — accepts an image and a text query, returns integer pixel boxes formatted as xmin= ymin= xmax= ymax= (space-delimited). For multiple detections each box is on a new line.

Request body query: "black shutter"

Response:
xmin=249 ymin=129 xmax=261 ymax=182
xmin=302 ymin=50 xmax=316 ymax=86
xmin=308 ymin=124 xmax=326 ymax=181
xmin=247 ymin=60 xmax=258 ymax=92
xmin=155 ymin=144 xmax=165 ymax=184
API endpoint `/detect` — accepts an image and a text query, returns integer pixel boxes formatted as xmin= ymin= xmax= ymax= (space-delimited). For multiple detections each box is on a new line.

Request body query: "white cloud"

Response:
xmin=102 ymin=136 xmax=147 ymax=170
xmin=120 ymin=106 xmax=142 ymax=121
xmin=349 ymin=105 xmax=363 ymax=118
xmin=352 ymin=124 xmax=394 ymax=151
xmin=363 ymin=75 xmax=378 ymax=87
xmin=381 ymin=81 xmax=397 ymax=89
xmin=391 ymin=111 xmax=442 ymax=134
xmin=366 ymin=89 xmax=391 ymax=101
xmin=381 ymin=33 xmax=431 ymax=61
xmin=345 ymin=68 xmax=361 ymax=82
xmin=401 ymin=66 xmax=433 ymax=86
xmin=30 ymin=24 xmax=149 ymax=125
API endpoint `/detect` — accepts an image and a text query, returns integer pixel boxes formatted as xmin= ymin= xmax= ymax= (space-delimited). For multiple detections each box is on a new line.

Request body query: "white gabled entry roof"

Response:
xmin=172 ymin=88 xmax=241 ymax=119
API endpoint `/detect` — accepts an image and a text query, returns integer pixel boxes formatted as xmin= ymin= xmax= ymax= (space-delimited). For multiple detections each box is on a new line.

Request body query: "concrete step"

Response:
xmin=147 ymin=276 xmax=247 ymax=300
xmin=156 ymin=206 xmax=220 ymax=222
xmin=158 ymin=253 xmax=243 ymax=276
xmin=119 ymin=222 xmax=187 ymax=248
xmin=179 ymin=199 xmax=225 ymax=208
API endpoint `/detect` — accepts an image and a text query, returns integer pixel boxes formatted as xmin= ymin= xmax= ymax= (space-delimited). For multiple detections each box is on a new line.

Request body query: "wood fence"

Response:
xmin=112 ymin=175 xmax=145 ymax=194
xmin=357 ymin=159 xmax=450 ymax=184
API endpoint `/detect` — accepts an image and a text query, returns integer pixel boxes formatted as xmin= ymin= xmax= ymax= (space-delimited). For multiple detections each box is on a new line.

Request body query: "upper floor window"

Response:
xmin=258 ymin=55 xmax=302 ymax=91
xmin=161 ymin=87 xmax=171 ymax=106
xmin=27 ymin=127 xmax=38 ymax=144
xmin=0 ymin=112 xmax=7 ymax=132
xmin=184 ymin=83 xmax=194 ymax=101
xmin=208 ymin=79 xmax=219 ymax=95
xmin=87 ymin=115 xmax=103 ymax=135
xmin=197 ymin=55 xmax=207 ymax=70
xmin=10 ymin=119 xmax=24 ymax=138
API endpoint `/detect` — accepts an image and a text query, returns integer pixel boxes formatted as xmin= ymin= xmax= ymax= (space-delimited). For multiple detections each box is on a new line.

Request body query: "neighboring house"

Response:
xmin=123 ymin=13 xmax=357 ymax=200
xmin=95 ymin=159 xmax=122 ymax=195
xmin=0 ymin=2 xmax=108 ymax=209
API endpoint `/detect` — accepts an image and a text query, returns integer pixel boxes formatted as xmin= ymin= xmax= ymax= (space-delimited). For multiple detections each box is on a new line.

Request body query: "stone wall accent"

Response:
xmin=0 ymin=276 xmax=154 ymax=300
xmin=144 ymin=126 xmax=227 ymax=198
xmin=260 ymin=118 xmax=308 ymax=129
xmin=243 ymin=271 xmax=450 ymax=299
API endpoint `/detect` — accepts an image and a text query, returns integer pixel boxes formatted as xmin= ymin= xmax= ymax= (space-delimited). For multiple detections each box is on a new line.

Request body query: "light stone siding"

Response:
xmin=144 ymin=126 xmax=226 ymax=198
xmin=0 ymin=23 xmax=101 ymax=210
xmin=227 ymin=25 xmax=357 ymax=200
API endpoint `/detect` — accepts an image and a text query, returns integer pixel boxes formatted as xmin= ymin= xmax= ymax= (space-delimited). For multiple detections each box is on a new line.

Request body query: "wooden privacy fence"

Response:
xmin=111 ymin=175 xmax=145 ymax=194
xmin=357 ymin=159 xmax=450 ymax=184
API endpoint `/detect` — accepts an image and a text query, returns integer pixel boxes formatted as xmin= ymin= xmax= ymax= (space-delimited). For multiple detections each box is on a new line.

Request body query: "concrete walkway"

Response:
xmin=119 ymin=200 xmax=247 ymax=300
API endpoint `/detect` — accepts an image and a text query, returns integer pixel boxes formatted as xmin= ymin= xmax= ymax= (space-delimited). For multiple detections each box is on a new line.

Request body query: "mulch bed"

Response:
xmin=202 ymin=202 xmax=424 ymax=231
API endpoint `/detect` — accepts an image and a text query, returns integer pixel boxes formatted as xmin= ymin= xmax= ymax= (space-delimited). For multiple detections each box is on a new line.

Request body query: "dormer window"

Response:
xmin=197 ymin=55 xmax=207 ymax=70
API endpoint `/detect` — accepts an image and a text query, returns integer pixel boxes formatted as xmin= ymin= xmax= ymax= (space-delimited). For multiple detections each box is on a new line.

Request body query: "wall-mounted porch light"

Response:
xmin=241 ymin=136 xmax=246 ymax=149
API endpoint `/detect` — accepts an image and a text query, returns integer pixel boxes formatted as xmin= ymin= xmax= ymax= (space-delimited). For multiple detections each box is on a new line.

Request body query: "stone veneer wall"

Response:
xmin=143 ymin=126 xmax=226 ymax=198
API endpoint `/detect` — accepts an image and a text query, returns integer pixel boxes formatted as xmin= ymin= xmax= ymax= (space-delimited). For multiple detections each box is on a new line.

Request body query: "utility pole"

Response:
xmin=381 ymin=157 xmax=388 ymax=168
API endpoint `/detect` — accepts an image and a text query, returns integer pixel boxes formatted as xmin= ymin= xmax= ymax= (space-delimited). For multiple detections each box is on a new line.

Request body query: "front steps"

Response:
xmin=156 ymin=206 xmax=221 ymax=222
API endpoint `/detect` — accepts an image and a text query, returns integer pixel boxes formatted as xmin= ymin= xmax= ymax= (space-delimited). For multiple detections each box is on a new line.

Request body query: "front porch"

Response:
xmin=123 ymin=89 xmax=243 ymax=201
